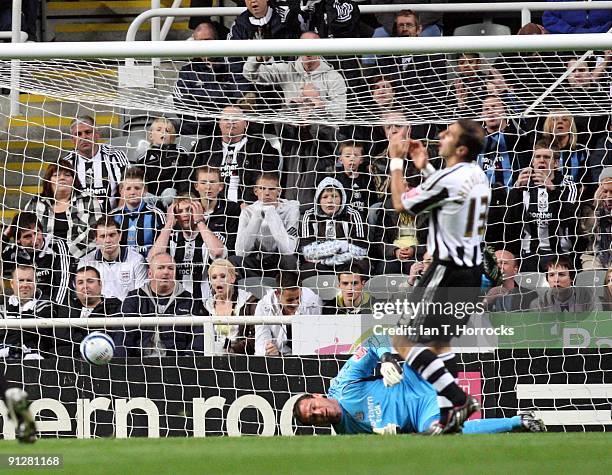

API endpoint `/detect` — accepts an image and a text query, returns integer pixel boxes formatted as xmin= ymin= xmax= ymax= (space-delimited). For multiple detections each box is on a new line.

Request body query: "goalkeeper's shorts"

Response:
xmin=397 ymin=260 xmax=483 ymax=343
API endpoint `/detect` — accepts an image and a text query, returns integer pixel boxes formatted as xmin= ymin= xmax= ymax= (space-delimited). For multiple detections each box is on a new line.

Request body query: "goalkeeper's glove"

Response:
xmin=372 ymin=423 xmax=399 ymax=435
xmin=380 ymin=352 xmax=403 ymax=387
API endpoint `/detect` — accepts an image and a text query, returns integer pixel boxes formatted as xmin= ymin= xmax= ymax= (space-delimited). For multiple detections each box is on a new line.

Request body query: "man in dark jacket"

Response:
xmin=2 ymin=212 xmax=73 ymax=305
xmin=119 ymin=253 xmax=203 ymax=357
xmin=0 ymin=265 xmax=53 ymax=359
xmin=54 ymin=266 xmax=123 ymax=357
xmin=174 ymin=22 xmax=244 ymax=135
xmin=191 ymin=106 xmax=281 ymax=205
xmin=506 ymin=141 xmax=579 ymax=272
xmin=373 ymin=10 xmax=447 ymax=121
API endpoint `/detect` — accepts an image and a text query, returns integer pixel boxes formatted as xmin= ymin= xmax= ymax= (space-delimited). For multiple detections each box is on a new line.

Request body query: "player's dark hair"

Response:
xmin=277 ymin=271 xmax=300 ymax=289
xmin=11 ymin=212 xmax=43 ymax=242
xmin=546 ymin=256 xmax=576 ymax=282
xmin=293 ymin=394 xmax=313 ymax=424
xmin=76 ymin=265 xmax=102 ymax=280
xmin=456 ymin=119 xmax=485 ymax=162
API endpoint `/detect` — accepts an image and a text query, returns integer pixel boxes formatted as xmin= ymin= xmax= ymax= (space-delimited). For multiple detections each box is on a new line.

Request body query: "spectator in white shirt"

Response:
xmin=232 ymin=172 xmax=299 ymax=277
xmin=78 ymin=217 xmax=147 ymax=301
xmin=254 ymin=271 xmax=322 ymax=356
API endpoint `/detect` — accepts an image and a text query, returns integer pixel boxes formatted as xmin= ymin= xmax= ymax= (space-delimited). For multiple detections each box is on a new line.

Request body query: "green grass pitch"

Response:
xmin=0 ymin=433 xmax=609 ymax=474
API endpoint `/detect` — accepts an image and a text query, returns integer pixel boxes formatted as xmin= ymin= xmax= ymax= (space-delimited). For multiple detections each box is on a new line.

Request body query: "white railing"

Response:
xmin=2 ymin=33 xmax=612 ymax=60
xmin=0 ymin=314 xmax=292 ymax=356
xmin=6 ymin=0 xmax=28 ymax=116
xmin=128 ymin=2 xmax=612 ymax=43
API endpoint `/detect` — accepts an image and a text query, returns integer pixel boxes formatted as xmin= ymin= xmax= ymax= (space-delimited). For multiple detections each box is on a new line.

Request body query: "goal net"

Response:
xmin=0 ymin=41 xmax=610 ymax=438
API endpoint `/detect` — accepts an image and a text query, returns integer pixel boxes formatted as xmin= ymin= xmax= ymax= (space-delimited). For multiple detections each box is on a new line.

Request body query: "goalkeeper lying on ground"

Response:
xmin=294 ymin=336 xmax=545 ymax=435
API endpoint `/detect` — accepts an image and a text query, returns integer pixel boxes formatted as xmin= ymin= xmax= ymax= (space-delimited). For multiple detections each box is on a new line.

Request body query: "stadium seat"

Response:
xmin=453 ymin=22 xmax=511 ymax=37
xmin=515 ymin=272 xmax=547 ymax=290
xmin=108 ymin=132 xmax=148 ymax=163
xmin=575 ymin=270 xmax=607 ymax=298
xmin=176 ymin=134 xmax=199 ymax=152
xmin=364 ymin=274 xmax=411 ymax=300
xmin=453 ymin=22 xmax=511 ymax=61
xmin=575 ymin=269 xmax=607 ymax=287
xmin=237 ymin=277 xmax=276 ymax=300
xmin=301 ymin=274 xmax=339 ymax=301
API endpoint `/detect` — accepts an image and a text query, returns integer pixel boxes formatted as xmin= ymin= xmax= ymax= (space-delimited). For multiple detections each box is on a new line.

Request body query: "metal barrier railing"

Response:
xmin=128 ymin=1 xmax=612 ymax=42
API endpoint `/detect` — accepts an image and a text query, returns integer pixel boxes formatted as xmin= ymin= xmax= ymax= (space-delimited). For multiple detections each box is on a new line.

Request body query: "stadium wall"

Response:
xmin=0 ymin=351 xmax=609 ymax=438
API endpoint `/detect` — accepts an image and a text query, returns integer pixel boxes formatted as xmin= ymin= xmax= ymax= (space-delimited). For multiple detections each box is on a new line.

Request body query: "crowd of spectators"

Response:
xmin=0 ymin=3 xmax=611 ymax=359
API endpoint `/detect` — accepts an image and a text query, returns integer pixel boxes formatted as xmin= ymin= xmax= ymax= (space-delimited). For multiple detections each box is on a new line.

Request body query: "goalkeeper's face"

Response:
xmin=296 ymin=394 xmax=341 ymax=426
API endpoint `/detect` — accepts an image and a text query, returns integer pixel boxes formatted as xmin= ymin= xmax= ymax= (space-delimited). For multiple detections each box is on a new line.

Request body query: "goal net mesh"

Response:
xmin=0 ymin=47 xmax=609 ymax=437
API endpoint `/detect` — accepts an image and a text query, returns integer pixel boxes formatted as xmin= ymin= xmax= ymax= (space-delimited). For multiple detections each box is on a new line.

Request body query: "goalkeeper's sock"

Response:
xmin=406 ymin=347 xmax=467 ymax=425
xmin=462 ymin=416 xmax=520 ymax=434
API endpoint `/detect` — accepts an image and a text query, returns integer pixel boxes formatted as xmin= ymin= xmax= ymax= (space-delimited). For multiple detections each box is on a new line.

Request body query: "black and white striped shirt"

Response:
xmin=65 ymin=144 xmax=129 ymax=211
xmin=400 ymin=162 xmax=491 ymax=267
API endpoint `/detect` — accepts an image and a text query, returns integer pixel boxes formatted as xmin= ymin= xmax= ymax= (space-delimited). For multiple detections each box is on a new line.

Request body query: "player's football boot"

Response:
xmin=5 ymin=388 xmax=37 ymax=443
xmin=516 ymin=410 xmax=547 ymax=433
xmin=441 ymin=395 xmax=481 ymax=434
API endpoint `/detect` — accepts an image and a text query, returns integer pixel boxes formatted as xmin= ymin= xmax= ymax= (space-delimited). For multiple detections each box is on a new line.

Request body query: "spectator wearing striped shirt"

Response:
xmin=110 ymin=167 xmax=165 ymax=259
xmin=23 ymin=159 xmax=104 ymax=259
xmin=63 ymin=115 xmax=129 ymax=211
xmin=1 ymin=212 xmax=72 ymax=305
xmin=0 ymin=265 xmax=54 ymax=359
xmin=506 ymin=141 xmax=579 ymax=272
xmin=149 ymin=192 xmax=227 ymax=300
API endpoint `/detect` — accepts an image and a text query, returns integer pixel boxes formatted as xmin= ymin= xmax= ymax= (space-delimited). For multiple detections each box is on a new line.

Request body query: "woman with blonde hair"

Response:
xmin=541 ymin=108 xmax=589 ymax=186
xmin=201 ymin=259 xmax=258 ymax=354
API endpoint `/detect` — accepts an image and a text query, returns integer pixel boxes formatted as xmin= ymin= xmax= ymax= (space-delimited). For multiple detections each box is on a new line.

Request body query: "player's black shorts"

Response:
xmin=398 ymin=260 xmax=483 ymax=343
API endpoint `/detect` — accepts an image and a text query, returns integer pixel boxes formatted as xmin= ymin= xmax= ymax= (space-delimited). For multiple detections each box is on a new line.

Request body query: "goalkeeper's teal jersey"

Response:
xmin=328 ymin=336 xmax=439 ymax=434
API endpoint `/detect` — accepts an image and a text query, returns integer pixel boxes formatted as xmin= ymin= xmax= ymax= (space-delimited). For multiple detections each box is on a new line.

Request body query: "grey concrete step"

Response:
xmin=47 ymin=0 xmax=175 ymax=18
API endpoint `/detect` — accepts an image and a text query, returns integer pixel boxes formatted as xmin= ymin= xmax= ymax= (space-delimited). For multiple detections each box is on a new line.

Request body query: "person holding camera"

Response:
xmin=505 ymin=140 xmax=579 ymax=273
